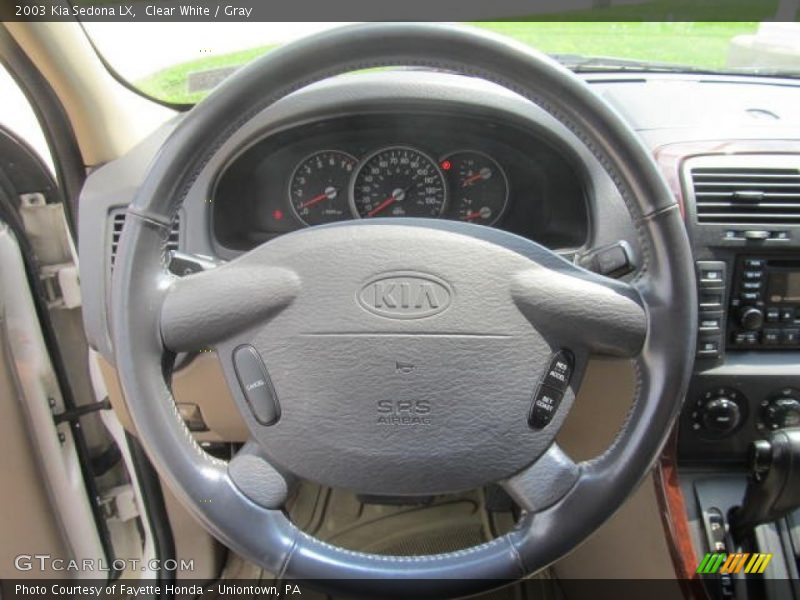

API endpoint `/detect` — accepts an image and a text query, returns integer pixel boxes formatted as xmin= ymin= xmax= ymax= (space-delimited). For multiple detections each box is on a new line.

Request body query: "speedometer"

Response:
xmin=351 ymin=147 xmax=446 ymax=219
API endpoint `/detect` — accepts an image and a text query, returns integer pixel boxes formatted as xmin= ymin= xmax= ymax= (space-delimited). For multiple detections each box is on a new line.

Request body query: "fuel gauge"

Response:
xmin=442 ymin=151 xmax=508 ymax=226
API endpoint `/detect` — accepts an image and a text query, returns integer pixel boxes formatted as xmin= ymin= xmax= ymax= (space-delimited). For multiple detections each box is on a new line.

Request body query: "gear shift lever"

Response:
xmin=731 ymin=428 xmax=800 ymax=542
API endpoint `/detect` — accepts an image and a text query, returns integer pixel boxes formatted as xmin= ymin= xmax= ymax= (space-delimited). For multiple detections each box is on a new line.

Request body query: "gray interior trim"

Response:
xmin=228 ymin=442 xmax=291 ymax=510
xmin=502 ymin=445 xmax=580 ymax=512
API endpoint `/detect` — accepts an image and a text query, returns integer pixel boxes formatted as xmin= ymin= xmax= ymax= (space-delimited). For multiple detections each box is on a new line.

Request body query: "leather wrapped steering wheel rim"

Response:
xmin=111 ymin=23 xmax=697 ymax=598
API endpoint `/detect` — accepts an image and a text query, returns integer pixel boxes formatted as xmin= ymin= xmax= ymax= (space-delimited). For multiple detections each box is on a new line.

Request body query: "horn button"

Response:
xmin=216 ymin=221 xmax=577 ymax=496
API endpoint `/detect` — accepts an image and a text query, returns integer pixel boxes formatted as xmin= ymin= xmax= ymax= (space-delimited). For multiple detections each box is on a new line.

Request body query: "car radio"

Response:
xmin=729 ymin=256 xmax=800 ymax=349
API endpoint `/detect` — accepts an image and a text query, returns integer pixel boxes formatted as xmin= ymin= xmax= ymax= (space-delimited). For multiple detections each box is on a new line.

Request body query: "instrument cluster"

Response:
xmin=289 ymin=147 xmax=508 ymax=226
xmin=211 ymin=112 xmax=588 ymax=252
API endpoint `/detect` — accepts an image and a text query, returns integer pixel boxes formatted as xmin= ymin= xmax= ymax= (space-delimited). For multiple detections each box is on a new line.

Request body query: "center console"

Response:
xmin=677 ymin=154 xmax=800 ymax=463
xmin=681 ymin=253 xmax=800 ymax=462
xmin=669 ymin=151 xmax=800 ymax=597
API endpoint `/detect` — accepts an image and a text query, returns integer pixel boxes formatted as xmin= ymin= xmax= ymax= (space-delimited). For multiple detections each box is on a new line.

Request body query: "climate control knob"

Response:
xmin=739 ymin=307 xmax=764 ymax=331
xmin=693 ymin=388 xmax=747 ymax=438
xmin=702 ymin=397 xmax=742 ymax=434
xmin=762 ymin=390 xmax=800 ymax=430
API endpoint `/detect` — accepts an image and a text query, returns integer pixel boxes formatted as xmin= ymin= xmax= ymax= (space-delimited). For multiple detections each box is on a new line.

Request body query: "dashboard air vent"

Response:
xmin=110 ymin=210 xmax=180 ymax=269
xmin=691 ymin=167 xmax=800 ymax=224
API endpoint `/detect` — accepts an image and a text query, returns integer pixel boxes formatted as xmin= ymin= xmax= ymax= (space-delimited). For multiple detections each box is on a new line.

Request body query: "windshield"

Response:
xmin=82 ymin=21 xmax=800 ymax=105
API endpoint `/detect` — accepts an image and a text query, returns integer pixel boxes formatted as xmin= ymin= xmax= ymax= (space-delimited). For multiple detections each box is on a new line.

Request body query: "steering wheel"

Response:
xmin=112 ymin=23 xmax=696 ymax=597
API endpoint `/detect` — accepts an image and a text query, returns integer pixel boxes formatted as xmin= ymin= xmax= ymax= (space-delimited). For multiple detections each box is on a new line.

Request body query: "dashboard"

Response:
xmin=212 ymin=112 xmax=587 ymax=250
xmin=80 ymin=72 xmax=800 ymax=441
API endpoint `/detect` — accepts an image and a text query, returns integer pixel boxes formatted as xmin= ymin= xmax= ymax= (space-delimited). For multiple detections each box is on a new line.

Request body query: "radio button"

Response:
xmin=734 ymin=332 xmax=759 ymax=346
xmin=763 ymin=329 xmax=781 ymax=345
xmin=745 ymin=259 xmax=765 ymax=268
xmin=766 ymin=307 xmax=780 ymax=322
xmin=783 ymin=329 xmax=799 ymax=344
xmin=740 ymin=292 xmax=760 ymax=302
xmin=742 ymin=281 xmax=762 ymax=290
xmin=743 ymin=270 xmax=763 ymax=281
xmin=780 ymin=308 xmax=795 ymax=322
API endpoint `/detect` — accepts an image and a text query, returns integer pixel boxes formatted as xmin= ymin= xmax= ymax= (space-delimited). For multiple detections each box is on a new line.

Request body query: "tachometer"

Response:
xmin=351 ymin=146 xmax=446 ymax=219
xmin=289 ymin=150 xmax=357 ymax=226
xmin=442 ymin=151 xmax=508 ymax=226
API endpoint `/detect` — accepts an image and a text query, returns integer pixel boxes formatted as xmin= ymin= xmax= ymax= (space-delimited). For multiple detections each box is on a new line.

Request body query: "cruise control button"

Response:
xmin=528 ymin=385 xmax=564 ymax=429
xmin=233 ymin=345 xmax=280 ymax=425
xmin=542 ymin=350 xmax=574 ymax=391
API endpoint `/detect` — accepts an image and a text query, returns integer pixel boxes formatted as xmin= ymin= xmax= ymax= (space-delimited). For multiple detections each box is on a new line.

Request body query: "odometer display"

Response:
xmin=351 ymin=147 xmax=446 ymax=219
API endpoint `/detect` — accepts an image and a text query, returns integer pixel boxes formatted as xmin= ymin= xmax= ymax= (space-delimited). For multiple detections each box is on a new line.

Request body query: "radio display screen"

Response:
xmin=768 ymin=269 xmax=800 ymax=303
xmin=785 ymin=273 xmax=800 ymax=302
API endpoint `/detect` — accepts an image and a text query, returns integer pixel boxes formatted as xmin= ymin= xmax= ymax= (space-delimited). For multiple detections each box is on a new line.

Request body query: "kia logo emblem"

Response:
xmin=357 ymin=272 xmax=453 ymax=320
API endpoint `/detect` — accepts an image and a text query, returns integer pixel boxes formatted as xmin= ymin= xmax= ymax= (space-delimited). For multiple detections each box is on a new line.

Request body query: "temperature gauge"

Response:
xmin=442 ymin=151 xmax=508 ymax=226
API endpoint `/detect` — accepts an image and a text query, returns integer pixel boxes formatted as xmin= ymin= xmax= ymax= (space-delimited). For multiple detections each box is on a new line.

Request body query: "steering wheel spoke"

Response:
xmin=159 ymin=261 xmax=300 ymax=352
xmin=501 ymin=445 xmax=579 ymax=512
xmin=511 ymin=267 xmax=647 ymax=358
xmin=228 ymin=441 xmax=293 ymax=509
